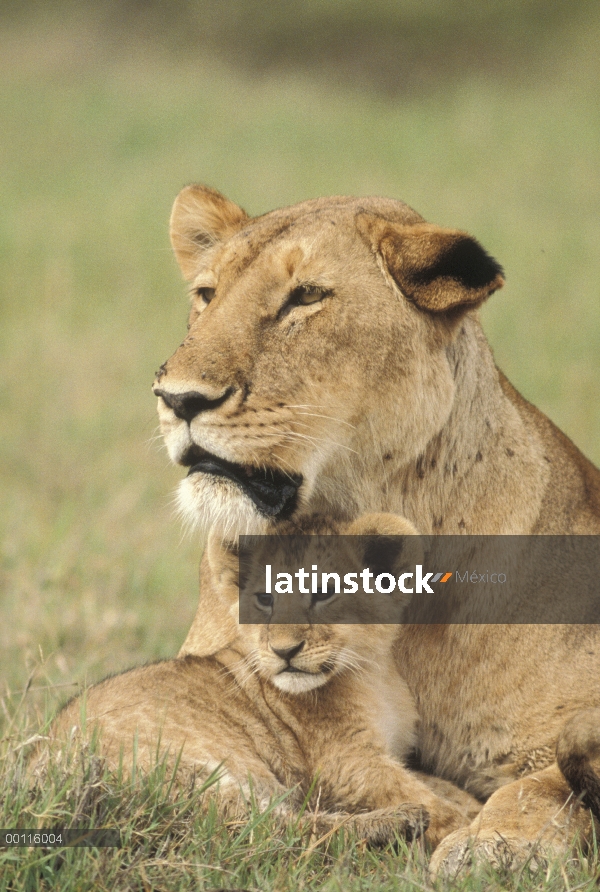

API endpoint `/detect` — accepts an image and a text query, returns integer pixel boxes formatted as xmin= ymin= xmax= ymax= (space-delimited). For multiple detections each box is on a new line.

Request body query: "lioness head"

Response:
xmin=155 ymin=185 xmax=503 ymax=538
xmin=208 ymin=512 xmax=422 ymax=694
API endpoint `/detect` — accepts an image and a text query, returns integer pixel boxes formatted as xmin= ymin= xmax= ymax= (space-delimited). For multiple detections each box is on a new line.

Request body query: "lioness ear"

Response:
xmin=356 ymin=213 xmax=504 ymax=313
xmin=170 ymin=184 xmax=249 ymax=280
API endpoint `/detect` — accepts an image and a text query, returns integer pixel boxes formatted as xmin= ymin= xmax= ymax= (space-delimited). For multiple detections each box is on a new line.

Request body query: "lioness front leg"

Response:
xmin=430 ymin=763 xmax=595 ymax=878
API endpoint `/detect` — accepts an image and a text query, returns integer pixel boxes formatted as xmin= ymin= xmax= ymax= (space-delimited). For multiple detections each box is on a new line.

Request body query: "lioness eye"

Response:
xmin=289 ymin=284 xmax=331 ymax=306
xmin=195 ymin=286 xmax=215 ymax=305
xmin=255 ymin=592 xmax=274 ymax=609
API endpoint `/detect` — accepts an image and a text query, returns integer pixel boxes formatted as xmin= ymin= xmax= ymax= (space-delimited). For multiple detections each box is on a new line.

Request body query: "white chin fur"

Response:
xmin=272 ymin=672 xmax=328 ymax=694
xmin=177 ymin=474 xmax=271 ymax=540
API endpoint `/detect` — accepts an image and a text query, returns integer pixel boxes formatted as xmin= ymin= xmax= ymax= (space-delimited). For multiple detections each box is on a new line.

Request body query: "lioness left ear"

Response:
xmin=356 ymin=213 xmax=504 ymax=313
xmin=170 ymin=184 xmax=249 ymax=280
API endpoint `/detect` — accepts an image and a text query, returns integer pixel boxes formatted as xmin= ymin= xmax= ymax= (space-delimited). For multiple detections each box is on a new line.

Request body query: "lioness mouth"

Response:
xmin=185 ymin=448 xmax=302 ymax=518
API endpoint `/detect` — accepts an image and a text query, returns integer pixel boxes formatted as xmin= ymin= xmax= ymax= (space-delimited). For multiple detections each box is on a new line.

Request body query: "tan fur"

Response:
xmin=155 ymin=186 xmax=600 ymax=868
xmin=429 ymin=763 xmax=594 ymax=877
xmin=42 ymin=514 xmax=479 ymax=849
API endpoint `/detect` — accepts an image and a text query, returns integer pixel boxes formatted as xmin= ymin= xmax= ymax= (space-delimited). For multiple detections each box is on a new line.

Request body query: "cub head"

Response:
xmin=204 ymin=512 xmax=422 ymax=694
xmin=155 ymin=185 xmax=504 ymax=539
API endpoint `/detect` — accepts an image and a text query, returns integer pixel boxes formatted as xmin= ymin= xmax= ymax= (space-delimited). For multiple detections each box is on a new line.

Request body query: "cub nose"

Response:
xmin=154 ymin=387 xmax=233 ymax=423
xmin=271 ymin=641 xmax=305 ymax=662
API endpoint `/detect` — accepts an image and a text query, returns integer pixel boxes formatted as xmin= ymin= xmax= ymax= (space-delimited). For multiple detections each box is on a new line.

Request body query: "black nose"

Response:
xmin=154 ymin=387 xmax=233 ymax=423
xmin=271 ymin=641 xmax=305 ymax=662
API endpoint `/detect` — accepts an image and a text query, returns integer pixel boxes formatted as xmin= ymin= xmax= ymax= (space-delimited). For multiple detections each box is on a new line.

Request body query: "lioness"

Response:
xmin=154 ymin=185 xmax=600 ymax=869
xmin=46 ymin=514 xmax=479 ymax=848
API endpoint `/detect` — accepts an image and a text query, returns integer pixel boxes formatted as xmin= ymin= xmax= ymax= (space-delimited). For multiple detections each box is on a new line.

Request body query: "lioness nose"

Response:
xmin=271 ymin=641 xmax=305 ymax=662
xmin=154 ymin=387 xmax=233 ymax=423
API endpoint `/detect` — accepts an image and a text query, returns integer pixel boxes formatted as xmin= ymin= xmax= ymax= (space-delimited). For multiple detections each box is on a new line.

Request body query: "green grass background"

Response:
xmin=1 ymin=3 xmax=599 ymax=889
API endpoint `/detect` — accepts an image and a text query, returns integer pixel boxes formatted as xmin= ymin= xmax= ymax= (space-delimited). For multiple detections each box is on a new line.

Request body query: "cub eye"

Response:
xmin=195 ymin=286 xmax=215 ymax=305
xmin=289 ymin=284 xmax=331 ymax=306
xmin=312 ymin=587 xmax=335 ymax=606
xmin=255 ymin=592 xmax=274 ymax=609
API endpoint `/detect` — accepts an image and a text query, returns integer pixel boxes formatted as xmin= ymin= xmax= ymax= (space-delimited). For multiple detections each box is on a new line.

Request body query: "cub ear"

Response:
xmin=346 ymin=513 xmax=424 ymax=582
xmin=356 ymin=213 xmax=504 ymax=313
xmin=170 ymin=184 xmax=249 ymax=280
xmin=179 ymin=535 xmax=240 ymax=658
xmin=346 ymin=512 xmax=419 ymax=539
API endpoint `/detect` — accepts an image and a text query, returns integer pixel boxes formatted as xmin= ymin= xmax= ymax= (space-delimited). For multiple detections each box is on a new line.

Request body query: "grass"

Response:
xmin=3 ymin=744 xmax=600 ymax=892
xmin=1 ymin=7 xmax=600 ymax=889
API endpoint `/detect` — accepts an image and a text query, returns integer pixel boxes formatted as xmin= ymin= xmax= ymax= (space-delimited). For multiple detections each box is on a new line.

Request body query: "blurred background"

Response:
xmin=1 ymin=0 xmax=599 ymax=730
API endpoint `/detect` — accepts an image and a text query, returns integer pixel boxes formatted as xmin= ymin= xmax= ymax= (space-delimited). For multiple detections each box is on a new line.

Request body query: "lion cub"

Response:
xmin=46 ymin=513 xmax=478 ymax=847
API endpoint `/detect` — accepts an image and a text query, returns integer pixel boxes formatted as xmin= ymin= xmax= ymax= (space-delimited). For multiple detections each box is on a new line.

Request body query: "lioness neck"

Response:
xmin=333 ymin=314 xmax=599 ymax=534
xmin=395 ymin=316 xmax=548 ymax=534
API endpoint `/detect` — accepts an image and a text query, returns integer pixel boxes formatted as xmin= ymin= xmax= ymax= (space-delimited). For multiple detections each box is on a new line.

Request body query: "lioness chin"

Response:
xmin=155 ymin=185 xmax=600 ymax=870
xmin=42 ymin=514 xmax=479 ymax=849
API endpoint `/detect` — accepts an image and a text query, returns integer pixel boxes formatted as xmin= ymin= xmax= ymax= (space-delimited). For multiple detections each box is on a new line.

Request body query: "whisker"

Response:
xmin=277 ymin=430 xmax=359 ymax=456
xmin=294 ymin=411 xmax=357 ymax=431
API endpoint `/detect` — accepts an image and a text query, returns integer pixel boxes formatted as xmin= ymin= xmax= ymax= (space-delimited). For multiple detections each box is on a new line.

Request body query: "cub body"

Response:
xmin=46 ymin=514 xmax=479 ymax=847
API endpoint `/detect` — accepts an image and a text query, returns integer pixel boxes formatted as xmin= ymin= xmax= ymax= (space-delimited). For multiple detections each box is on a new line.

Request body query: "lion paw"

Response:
xmin=313 ymin=804 xmax=429 ymax=847
xmin=429 ymin=828 xmax=554 ymax=879
xmin=351 ymin=804 xmax=430 ymax=846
